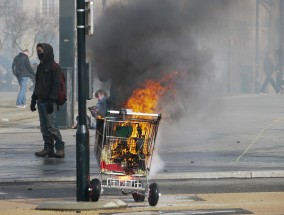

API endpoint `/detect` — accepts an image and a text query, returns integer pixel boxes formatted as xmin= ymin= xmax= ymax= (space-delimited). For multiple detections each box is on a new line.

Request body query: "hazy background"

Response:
xmin=86 ymin=0 xmax=284 ymax=175
xmin=87 ymin=0 xmax=236 ymax=174
xmin=88 ymin=0 xmax=233 ymax=118
xmin=88 ymin=1 xmax=240 ymax=129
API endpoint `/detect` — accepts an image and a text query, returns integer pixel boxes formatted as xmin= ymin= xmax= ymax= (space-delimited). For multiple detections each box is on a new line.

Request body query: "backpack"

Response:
xmin=52 ymin=62 xmax=67 ymax=106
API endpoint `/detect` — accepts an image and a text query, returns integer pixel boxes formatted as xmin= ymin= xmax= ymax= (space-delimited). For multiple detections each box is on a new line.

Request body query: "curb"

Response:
xmin=1 ymin=170 xmax=284 ymax=183
xmin=36 ymin=199 xmax=127 ymax=211
xmin=151 ymin=170 xmax=284 ymax=180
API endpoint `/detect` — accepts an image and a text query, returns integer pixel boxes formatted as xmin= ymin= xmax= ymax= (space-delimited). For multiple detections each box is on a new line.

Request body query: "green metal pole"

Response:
xmin=76 ymin=0 xmax=90 ymax=201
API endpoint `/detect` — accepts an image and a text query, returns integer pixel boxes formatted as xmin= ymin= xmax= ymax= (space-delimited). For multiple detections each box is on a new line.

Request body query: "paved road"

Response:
xmin=1 ymin=92 xmax=284 ymax=182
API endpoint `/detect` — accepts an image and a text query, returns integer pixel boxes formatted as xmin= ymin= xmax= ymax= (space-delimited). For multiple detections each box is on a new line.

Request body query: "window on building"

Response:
xmin=41 ymin=0 xmax=55 ymax=15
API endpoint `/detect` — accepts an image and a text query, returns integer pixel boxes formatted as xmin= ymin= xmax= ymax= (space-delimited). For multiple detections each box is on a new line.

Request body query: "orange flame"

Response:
xmin=107 ymin=71 xmax=185 ymax=175
xmin=118 ymin=175 xmax=132 ymax=181
xmin=124 ymin=80 xmax=164 ymax=113
xmin=125 ymin=71 xmax=182 ymax=113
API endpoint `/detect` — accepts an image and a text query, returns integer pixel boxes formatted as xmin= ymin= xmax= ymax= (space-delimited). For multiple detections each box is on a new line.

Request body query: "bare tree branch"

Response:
xmin=3 ymin=9 xmax=59 ymax=57
xmin=0 ymin=0 xmax=11 ymax=52
xmin=5 ymin=11 xmax=30 ymax=51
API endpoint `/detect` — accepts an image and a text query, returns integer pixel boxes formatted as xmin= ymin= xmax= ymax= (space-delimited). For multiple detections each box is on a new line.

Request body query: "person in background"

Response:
xmin=275 ymin=49 xmax=283 ymax=94
xmin=30 ymin=43 xmax=65 ymax=158
xmin=260 ymin=54 xmax=281 ymax=94
xmin=88 ymin=89 xmax=108 ymax=126
xmin=12 ymin=49 xmax=35 ymax=108
xmin=72 ymin=89 xmax=108 ymax=129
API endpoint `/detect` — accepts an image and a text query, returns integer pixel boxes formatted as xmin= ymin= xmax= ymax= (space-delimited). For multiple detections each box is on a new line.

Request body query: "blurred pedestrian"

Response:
xmin=30 ymin=43 xmax=65 ymax=158
xmin=260 ymin=54 xmax=281 ymax=94
xmin=88 ymin=89 xmax=108 ymax=128
xmin=275 ymin=49 xmax=283 ymax=94
xmin=88 ymin=89 xmax=108 ymax=119
xmin=72 ymin=89 xmax=108 ymax=129
xmin=12 ymin=49 xmax=35 ymax=108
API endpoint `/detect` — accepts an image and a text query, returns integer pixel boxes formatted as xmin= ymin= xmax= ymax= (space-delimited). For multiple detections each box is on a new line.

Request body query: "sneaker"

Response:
xmin=55 ymin=149 xmax=65 ymax=158
xmin=35 ymin=148 xmax=54 ymax=158
xmin=16 ymin=105 xmax=27 ymax=108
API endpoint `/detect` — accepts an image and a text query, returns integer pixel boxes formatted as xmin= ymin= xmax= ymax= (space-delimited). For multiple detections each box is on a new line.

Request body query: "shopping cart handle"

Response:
xmin=107 ymin=109 xmax=161 ymax=118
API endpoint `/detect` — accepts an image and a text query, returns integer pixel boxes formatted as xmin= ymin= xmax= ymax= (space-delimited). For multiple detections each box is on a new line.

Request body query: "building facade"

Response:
xmin=0 ymin=0 xmax=283 ymax=94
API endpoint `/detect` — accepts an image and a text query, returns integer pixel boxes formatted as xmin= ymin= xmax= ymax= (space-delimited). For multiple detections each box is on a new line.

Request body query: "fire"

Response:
xmin=102 ymin=71 xmax=183 ymax=175
xmin=118 ymin=175 xmax=132 ymax=181
xmin=125 ymin=80 xmax=166 ymax=113
xmin=125 ymin=71 xmax=182 ymax=113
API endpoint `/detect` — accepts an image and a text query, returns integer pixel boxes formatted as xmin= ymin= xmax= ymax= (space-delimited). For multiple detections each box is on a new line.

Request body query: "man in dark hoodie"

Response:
xmin=30 ymin=43 xmax=65 ymax=158
xmin=12 ymin=49 xmax=35 ymax=108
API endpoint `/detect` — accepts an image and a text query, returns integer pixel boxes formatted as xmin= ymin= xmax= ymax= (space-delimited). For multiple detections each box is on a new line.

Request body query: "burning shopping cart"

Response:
xmin=89 ymin=108 xmax=162 ymax=206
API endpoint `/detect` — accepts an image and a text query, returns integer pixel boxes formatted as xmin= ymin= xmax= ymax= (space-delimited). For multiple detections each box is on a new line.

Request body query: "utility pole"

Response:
xmin=76 ymin=0 xmax=89 ymax=201
xmin=255 ymin=0 xmax=260 ymax=93
xmin=279 ymin=0 xmax=284 ymax=83
xmin=58 ymin=0 xmax=75 ymax=128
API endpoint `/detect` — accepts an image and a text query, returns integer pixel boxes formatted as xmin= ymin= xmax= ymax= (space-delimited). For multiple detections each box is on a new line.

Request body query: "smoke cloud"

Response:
xmin=88 ymin=0 xmax=230 ymax=121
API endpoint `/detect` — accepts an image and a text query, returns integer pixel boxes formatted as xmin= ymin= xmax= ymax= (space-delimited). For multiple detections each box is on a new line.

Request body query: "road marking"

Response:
xmin=236 ymin=118 xmax=284 ymax=162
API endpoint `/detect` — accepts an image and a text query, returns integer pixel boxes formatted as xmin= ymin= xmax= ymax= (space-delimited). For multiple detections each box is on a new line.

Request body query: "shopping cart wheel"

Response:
xmin=89 ymin=178 xmax=101 ymax=202
xmin=148 ymin=182 xmax=159 ymax=206
xmin=132 ymin=191 xmax=145 ymax=202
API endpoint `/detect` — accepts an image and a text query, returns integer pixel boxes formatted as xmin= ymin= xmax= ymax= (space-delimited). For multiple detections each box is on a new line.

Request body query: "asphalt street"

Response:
xmin=1 ymin=92 xmax=284 ymax=182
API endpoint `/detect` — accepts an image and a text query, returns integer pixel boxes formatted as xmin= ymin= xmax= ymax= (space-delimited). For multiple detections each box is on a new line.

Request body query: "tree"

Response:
xmin=0 ymin=1 xmax=59 ymax=58
xmin=0 ymin=0 xmax=10 ymax=52
xmin=5 ymin=11 xmax=30 ymax=52
xmin=28 ymin=11 xmax=58 ymax=57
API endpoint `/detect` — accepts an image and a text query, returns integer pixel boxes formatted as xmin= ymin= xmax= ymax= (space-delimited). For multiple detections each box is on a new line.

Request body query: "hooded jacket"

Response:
xmin=32 ymin=43 xmax=60 ymax=102
xmin=12 ymin=52 xmax=35 ymax=79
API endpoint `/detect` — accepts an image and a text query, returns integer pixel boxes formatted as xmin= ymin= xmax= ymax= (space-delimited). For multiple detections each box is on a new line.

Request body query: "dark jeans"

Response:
xmin=37 ymin=101 xmax=65 ymax=150
xmin=260 ymin=74 xmax=280 ymax=93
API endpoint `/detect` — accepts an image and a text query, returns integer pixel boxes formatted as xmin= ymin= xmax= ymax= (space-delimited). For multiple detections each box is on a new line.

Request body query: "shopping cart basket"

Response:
xmin=89 ymin=108 xmax=162 ymax=206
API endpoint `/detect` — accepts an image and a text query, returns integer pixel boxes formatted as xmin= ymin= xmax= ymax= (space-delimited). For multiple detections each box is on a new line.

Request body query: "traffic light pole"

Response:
xmin=279 ymin=0 xmax=284 ymax=83
xmin=255 ymin=0 xmax=260 ymax=93
xmin=76 ymin=0 xmax=90 ymax=201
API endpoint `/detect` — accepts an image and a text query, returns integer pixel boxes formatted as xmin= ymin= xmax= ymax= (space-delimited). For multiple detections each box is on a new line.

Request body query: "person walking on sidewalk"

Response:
xmin=260 ymin=54 xmax=281 ymax=94
xmin=12 ymin=49 xmax=35 ymax=108
xmin=30 ymin=43 xmax=65 ymax=158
